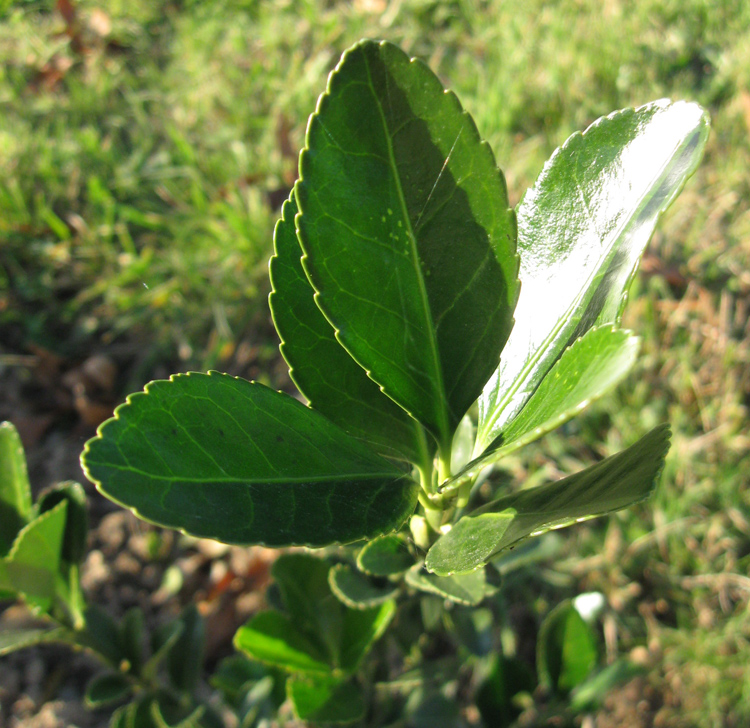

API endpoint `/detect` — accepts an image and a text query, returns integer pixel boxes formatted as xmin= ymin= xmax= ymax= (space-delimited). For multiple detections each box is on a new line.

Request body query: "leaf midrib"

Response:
xmin=87 ymin=461 xmax=406 ymax=485
xmin=365 ymin=51 xmax=450 ymax=450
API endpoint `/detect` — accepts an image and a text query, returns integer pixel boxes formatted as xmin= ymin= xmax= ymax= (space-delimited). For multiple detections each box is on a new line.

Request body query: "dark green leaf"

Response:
xmin=150 ymin=696 xmax=205 ymax=728
xmin=109 ymin=703 xmax=135 ymax=728
xmin=296 ymin=39 xmax=518 ymax=452
xmin=85 ymin=672 xmax=133 ymax=708
xmin=270 ymin=195 xmax=429 ymax=464
xmin=81 ymin=604 xmax=125 ymax=667
xmin=36 ymin=481 xmax=89 ymax=565
xmin=405 ymin=563 xmax=489 ymax=605
xmin=476 ymin=654 xmax=535 ymax=728
xmin=167 ymin=605 xmax=204 ymax=693
xmin=234 ymin=611 xmax=331 ymax=675
xmin=288 ymin=674 xmax=365 ymax=724
xmin=143 ymin=621 xmax=184 ymax=682
xmin=0 ymin=626 xmax=67 ymax=655
xmin=0 ymin=421 xmax=33 ymax=554
xmin=209 ymin=655 xmax=271 ymax=706
xmin=450 ymin=607 xmax=493 ymax=656
xmin=0 ymin=500 xmax=67 ymax=611
xmin=119 ymin=608 xmax=145 ymax=676
xmin=538 ymin=601 xmax=598 ymax=694
xmin=405 ymin=688 xmax=461 ymax=728
xmin=442 ymin=327 xmax=639 ymax=493
xmin=82 ymin=372 xmax=418 ymax=547
xmin=329 ymin=563 xmax=399 ymax=609
xmin=357 ymin=534 xmax=413 ymax=576
xmin=426 ymin=425 xmax=671 ymax=575
xmin=478 ymin=101 xmax=709 ymax=452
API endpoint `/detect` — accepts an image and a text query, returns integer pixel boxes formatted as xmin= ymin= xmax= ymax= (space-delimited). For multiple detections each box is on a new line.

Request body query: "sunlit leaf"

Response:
xmin=270 ymin=195 xmax=429 ymax=464
xmin=478 ymin=101 xmax=709 ymax=452
xmin=0 ymin=421 xmax=33 ymax=554
xmin=426 ymin=425 xmax=670 ymax=575
xmin=443 ymin=326 xmax=639 ymax=492
xmin=82 ymin=372 xmax=418 ymax=547
xmin=297 ymin=39 xmax=518 ymax=452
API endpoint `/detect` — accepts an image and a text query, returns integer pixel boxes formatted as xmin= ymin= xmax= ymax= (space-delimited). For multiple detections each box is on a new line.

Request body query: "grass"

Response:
xmin=1 ymin=0 xmax=749 ymax=724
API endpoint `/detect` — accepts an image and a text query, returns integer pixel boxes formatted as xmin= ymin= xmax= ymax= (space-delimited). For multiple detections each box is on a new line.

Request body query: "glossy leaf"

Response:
xmin=329 ymin=563 xmax=399 ymax=609
xmin=234 ymin=611 xmax=331 ymax=675
xmin=0 ymin=421 xmax=33 ymax=554
xmin=85 ymin=672 xmax=133 ymax=708
xmin=357 ymin=534 xmax=413 ymax=576
xmin=82 ymin=372 xmax=418 ymax=547
xmin=538 ymin=601 xmax=598 ymax=694
xmin=270 ymin=195 xmax=428 ymax=464
xmin=288 ymin=674 xmax=365 ymax=724
xmin=0 ymin=626 xmax=67 ymax=655
xmin=36 ymin=481 xmax=89 ymax=565
xmin=296 ymin=39 xmax=518 ymax=452
xmin=477 ymin=100 xmax=709 ymax=452
xmin=405 ymin=563 xmax=489 ymax=605
xmin=426 ymin=425 xmax=670 ymax=575
xmin=442 ymin=326 xmax=639 ymax=493
xmin=0 ymin=500 xmax=67 ymax=611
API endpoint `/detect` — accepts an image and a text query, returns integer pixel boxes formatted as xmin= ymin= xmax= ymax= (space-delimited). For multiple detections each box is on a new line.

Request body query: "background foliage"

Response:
xmin=1 ymin=1 xmax=749 ymax=726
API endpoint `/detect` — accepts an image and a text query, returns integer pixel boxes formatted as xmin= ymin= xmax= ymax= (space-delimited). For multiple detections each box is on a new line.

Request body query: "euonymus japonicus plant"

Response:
xmin=80 ymin=40 xmax=708 ymax=722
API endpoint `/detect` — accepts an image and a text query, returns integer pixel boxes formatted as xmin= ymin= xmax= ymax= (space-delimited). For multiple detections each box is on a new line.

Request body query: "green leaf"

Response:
xmin=329 ymin=563 xmax=399 ymax=609
xmin=339 ymin=600 xmax=396 ymax=673
xmin=119 ymin=607 xmax=145 ymax=676
xmin=288 ymin=674 xmax=365 ymax=724
xmin=357 ymin=534 xmax=413 ymax=576
xmin=143 ymin=621 xmax=184 ymax=682
xmin=538 ymin=601 xmax=598 ymax=694
xmin=570 ymin=659 xmax=644 ymax=711
xmin=477 ymin=100 xmax=709 ymax=453
xmin=36 ymin=481 xmax=89 ymax=565
xmin=85 ymin=672 xmax=133 ymax=708
xmin=80 ymin=604 xmax=125 ymax=667
xmin=209 ymin=655 xmax=272 ymax=706
xmin=82 ymin=372 xmax=418 ymax=547
xmin=234 ymin=611 xmax=331 ymax=675
xmin=442 ymin=326 xmax=639 ymax=493
xmin=270 ymin=195 xmax=429 ymax=464
xmin=0 ymin=500 xmax=67 ymax=611
xmin=475 ymin=654 xmax=535 ymax=728
xmin=426 ymin=425 xmax=670 ymax=575
xmin=296 ymin=39 xmax=518 ymax=452
xmin=271 ymin=553 xmax=342 ymax=663
xmin=405 ymin=563 xmax=489 ymax=606
xmin=0 ymin=421 xmax=33 ymax=554
xmin=0 ymin=626 xmax=67 ymax=655
xmin=405 ymin=688 xmax=461 ymax=728
xmin=166 ymin=605 xmax=204 ymax=693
